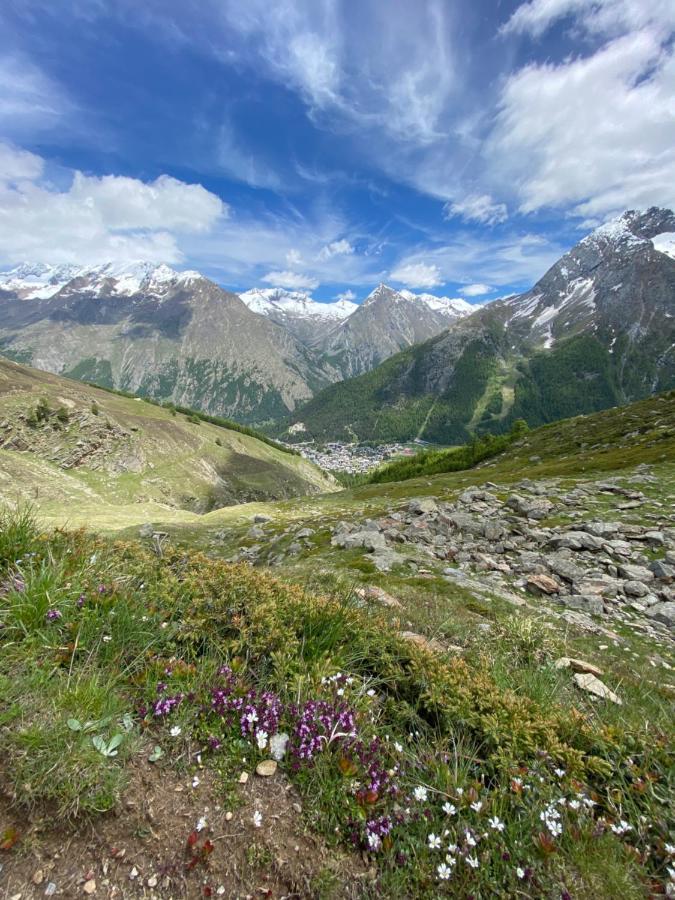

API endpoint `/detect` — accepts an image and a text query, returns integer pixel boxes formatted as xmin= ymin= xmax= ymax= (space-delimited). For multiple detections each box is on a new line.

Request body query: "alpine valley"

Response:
xmin=284 ymin=208 xmax=675 ymax=443
xmin=0 ymin=263 xmax=473 ymax=424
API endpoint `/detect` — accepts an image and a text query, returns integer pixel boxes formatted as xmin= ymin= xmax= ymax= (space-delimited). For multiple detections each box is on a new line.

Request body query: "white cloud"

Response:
xmin=391 ymin=231 xmax=565 ymax=290
xmin=501 ymin=0 xmax=675 ymax=38
xmin=488 ymin=30 xmax=675 ymax=217
xmin=0 ymin=142 xmax=43 ymax=181
xmin=462 ymin=283 xmax=492 ymax=296
xmin=286 ymin=248 xmax=303 ymax=266
xmin=335 ymin=288 xmax=356 ymax=301
xmin=261 ymin=270 xmax=320 ymax=290
xmin=318 ymin=238 xmax=353 ymax=260
xmin=445 ymin=194 xmax=508 ymax=225
xmin=389 ymin=261 xmax=443 ymax=289
xmin=0 ymin=54 xmax=70 ymax=137
xmin=0 ymin=144 xmax=226 ymax=265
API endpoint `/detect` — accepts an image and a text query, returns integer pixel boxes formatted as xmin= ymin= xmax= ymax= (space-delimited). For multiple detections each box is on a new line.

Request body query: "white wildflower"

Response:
xmin=428 ymin=833 xmax=441 ymax=850
xmin=169 ymin=725 xmax=182 ymax=737
xmin=437 ymin=863 xmax=452 ymax=880
xmin=414 ymin=786 xmax=428 ymax=802
xmin=488 ymin=816 xmax=505 ymax=832
xmin=470 ymin=801 xmax=483 ymax=813
xmin=253 ymin=810 xmax=262 ymax=828
xmin=442 ymin=802 xmax=457 ymax=816
xmin=466 ymin=855 xmax=479 ymax=869
xmin=255 ymin=730 xmax=268 ymax=750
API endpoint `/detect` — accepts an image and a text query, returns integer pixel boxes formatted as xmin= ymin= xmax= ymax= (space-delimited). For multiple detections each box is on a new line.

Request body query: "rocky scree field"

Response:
xmin=0 ymin=392 xmax=674 ymax=898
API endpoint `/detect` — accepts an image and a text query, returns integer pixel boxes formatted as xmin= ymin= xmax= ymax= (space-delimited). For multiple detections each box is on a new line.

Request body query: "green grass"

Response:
xmin=0 ymin=510 xmax=673 ymax=898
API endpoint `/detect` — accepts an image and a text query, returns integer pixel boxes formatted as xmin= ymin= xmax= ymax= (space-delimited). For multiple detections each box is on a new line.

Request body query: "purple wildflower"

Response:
xmin=46 ymin=608 xmax=62 ymax=622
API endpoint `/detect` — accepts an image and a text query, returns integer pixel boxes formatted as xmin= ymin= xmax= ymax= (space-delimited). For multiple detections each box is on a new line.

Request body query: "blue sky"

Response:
xmin=1 ymin=0 xmax=674 ymax=303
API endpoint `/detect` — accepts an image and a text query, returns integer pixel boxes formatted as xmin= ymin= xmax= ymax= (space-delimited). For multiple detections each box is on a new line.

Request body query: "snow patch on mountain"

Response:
xmin=652 ymin=232 xmax=675 ymax=260
xmin=0 ymin=260 xmax=201 ymax=299
xmin=240 ymin=288 xmax=357 ymax=320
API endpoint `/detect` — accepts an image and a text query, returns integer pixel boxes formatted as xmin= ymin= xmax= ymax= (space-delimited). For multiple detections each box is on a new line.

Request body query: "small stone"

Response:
xmin=129 ymin=868 xmax=138 ymax=880
xmin=225 ymin=811 xmax=233 ymax=821
xmin=45 ymin=888 xmax=57 ymax=898
xmin=147 ymin=875 xmax=158 ymax=888
xmin=573 ymin=672 xmax=622 ymax=704
xmin=32 ymin=870 xmax=45 ymax=885
xmin=399 ymin=631 xmax=445 ymax=653
xmin=256 ymin=760 xmax=277 ymax=777
xmin=83 ymin=880 xmax=96 ymax=895
xmin=555 ymin=657 xmax=603 ymax=677
xmin=238 ymin=771 xmax=249 ymax=784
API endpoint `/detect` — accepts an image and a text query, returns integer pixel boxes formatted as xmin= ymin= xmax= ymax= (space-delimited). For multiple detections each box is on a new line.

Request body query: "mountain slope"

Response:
xmin=317 ymin=284 xmax=473 ymax=378
xmin=286 ymin=208 xmax=675 ymax=443
xmin=0 ymin=263 xmax=337 ymax=424
xmin=239 ymin=287 xmax=357 ymax=344
xmin=0 ymin=357 xmax=337 ymax=523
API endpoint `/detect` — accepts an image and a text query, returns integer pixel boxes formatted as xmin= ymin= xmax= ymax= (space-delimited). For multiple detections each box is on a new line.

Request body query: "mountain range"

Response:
xmin=0 ymin=263 xmax=473 ymax=423
xmin=284 ymin=208 xmax=675 ymax=444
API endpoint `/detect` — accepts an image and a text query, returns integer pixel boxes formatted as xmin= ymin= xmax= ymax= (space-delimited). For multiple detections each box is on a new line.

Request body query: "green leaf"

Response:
xmin=67 ymin=718 xmax=82 ymax=731
xmin=92 ymin=735 xmax=107 ymax=755
xmin=108 ymin=733 xmax=124 ymax=751
xmin=121 ymin=713 xmax=134 ymax=732
xmin=148 ymin=745 xmax=164 ymax=763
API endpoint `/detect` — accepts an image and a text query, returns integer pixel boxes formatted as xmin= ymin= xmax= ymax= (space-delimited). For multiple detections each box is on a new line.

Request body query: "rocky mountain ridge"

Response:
xmin=0 ymin=266 xmax=475 ymax=420
xmin=287 ymin=208 xmax=675 ymax=443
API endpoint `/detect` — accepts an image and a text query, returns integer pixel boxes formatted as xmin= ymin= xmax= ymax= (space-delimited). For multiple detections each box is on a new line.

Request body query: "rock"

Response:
xmin=526 ymin=574 xmax=560 ymax=596
xmin=645 ymin=602 xmax=675 ymax=628
xmin=506 ymin=494 xmax=553 ymax=519
xmin=618 ymin=563 xmax=655 ymax=582
xmin=399 ymin=631 xmax=445 ymax=654
xmin=573 ymin=672 xmax=622 ymax=704
xmin=332 ymin=530 xmax=387 ymax=551
xmin=644 ymin=531 xmax=665 ymax=546
xmin=582 ymin=521 xmax=621 ymax=538
xmin=549 ymin=531 xmax=605 ymax=551
xmin=546 ymin=555 xmax=585 ymax=583
xmin=448 ymin=512 xmax=484 ymax=535
xmin=32 ymin=870 xmax=45 ymax=885
xmin=408 ymin=498 xmax=438 ymax=515
xmin=555 ymin=657 xmax=603 ymax=677
xmin=147 ymin=876 xmax=158 ymax=888
xmin=372 ymin=549 xmax=399 ymax=572
xmin=295 ymin=527 xmax=314 ymax=539
xmin=256 ymin=760 xmax=277 ymax=777
xmin=355 ymin=585 xmax=403 ymax=609
xmin=238 ymin=771 xmax=249 ymax=784
xmin=563 ymin=594 xmax=604 ymax=615
xmin=483 ymin=520 xmax=507 ymax=541
xmin=83 ymin=880 xmax=97 ymax=895
xmin=248 ymin=526 xmax=265 ymax=539
xmin=138 ymin=522 xmax=154 ymax=538
xmin=623 ymin=580 xmax=650 ymax=598
xmin=649 ymin=560 xmax=675 ymax=581
xmin=253 ymin=514 xmax=271 ymax=523
xmin=269 ymin=732 xmax=289 ymax=761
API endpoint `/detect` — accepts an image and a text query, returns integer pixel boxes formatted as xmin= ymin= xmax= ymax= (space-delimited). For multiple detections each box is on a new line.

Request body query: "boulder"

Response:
xmin=355 ymin=585 xmax=403 ymax=609
xmin=573 ymin=672 xmax=622 ymax=704
xmin=623 ymin=580 xmax=650 ymax=598
xmin=618 ymin=563 xmax=655 ymax=582
xmin=563 ymin=594 xmax=604 ymax=616
xmin=526 ymin=574 xmax=560 ymax=596
xmin=555 ymin=657 xmax=603 ymax=677
xmin=645 ymin=602 xmax=675 ymax=628
xmin=649 ymin=560 xmax=675 ymax=581
xmin=549 ymin=531 xmax=605 ymax=551
xmin=506 ymin=494 xmax=553 ymax=519
xmin=408 ymin=498 xmax=438 ymax=516
xmin=253 ymin=513 xmax=272 ymax=523
xmin=332 ymin=530 xmax=387 ymax=551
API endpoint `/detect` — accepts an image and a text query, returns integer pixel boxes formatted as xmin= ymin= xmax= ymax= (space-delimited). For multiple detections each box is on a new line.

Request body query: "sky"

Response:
xmin=0 ymin=0 xmax=674 ymax=304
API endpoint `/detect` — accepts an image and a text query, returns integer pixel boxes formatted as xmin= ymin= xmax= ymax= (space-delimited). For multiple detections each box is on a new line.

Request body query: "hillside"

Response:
xmin=1 ymin=392 xmax=673 ymax=898
xmin=283 ymin=208 xmax=675 ymax=443
xmin=0 ymin=357 xmax=337 ymax=525
xmin=0 ymin=263 xmax=338 ymax=425
xmin=0 ymin=265 xmax=475 ymax=425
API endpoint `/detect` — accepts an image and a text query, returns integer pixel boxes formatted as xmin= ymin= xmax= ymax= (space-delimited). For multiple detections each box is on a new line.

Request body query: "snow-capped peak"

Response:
xmin=0 ymin=260 xmax=202 ymax=299
xmin=239 ymin=287 xmax=357 ymax=320
xmin=399 ymin=289 xmax=475 ymax=316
